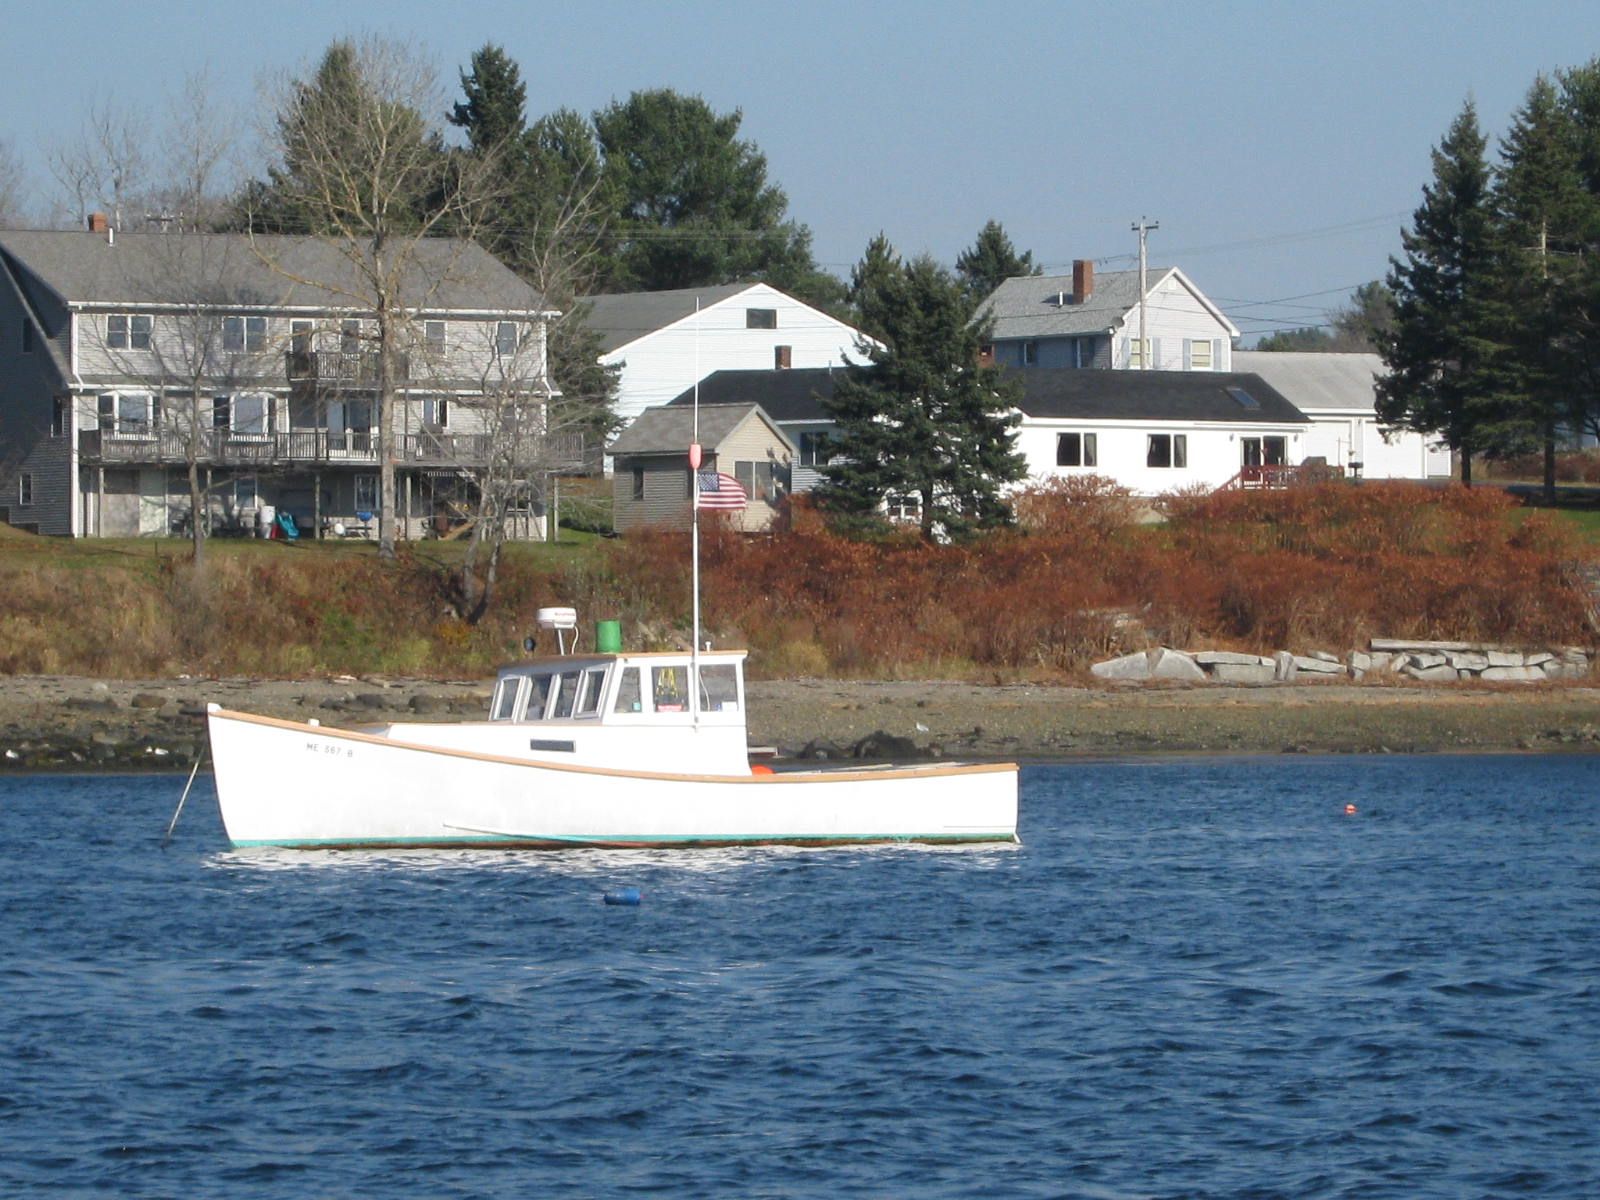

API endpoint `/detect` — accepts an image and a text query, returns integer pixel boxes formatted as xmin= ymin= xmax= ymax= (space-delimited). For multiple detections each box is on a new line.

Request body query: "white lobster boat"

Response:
xmin=206 ymin=629 xmax=1019 ymax=850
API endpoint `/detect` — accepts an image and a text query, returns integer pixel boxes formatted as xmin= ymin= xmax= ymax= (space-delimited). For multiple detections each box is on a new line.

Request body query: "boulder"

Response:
xmin=1348 ymin=651 xmax=1372 ymax=673
xmin=1481 ymin=665 xmax=1539 ymax=682
xmin=1486 ymin=650 xmax=1524 ymax=668
xmin=1292 ymin=655 xmax=1345 ymax=675
xmin=1149 ymin=649 xmax=1206 ymax=681
xmin=1408 ymin=652 xmax=1447 ymax=670
xmin=1445 ymin=650 xmax=1490 ymax=671
xmin=1194 ymin=650 xmax=1272 ymax=666
xmin=1404 ymin=663 xmax=1458 ymax=683
xmin=1211 ymin=662 xmax=1278 ymax=685
xmin=1273 ymin=651 xmax=1299 ymax=682
xmin=1091 ymin=651 xmax=1154 ymax=681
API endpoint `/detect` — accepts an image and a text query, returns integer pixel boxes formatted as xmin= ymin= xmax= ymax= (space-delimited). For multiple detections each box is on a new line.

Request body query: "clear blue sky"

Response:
xmin=5 ymin=0 xmax=1599 ymax=341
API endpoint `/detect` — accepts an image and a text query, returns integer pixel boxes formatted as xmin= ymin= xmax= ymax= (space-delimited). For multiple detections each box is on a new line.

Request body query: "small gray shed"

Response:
xmin=607 ymin=403 xmax=795 ymax=533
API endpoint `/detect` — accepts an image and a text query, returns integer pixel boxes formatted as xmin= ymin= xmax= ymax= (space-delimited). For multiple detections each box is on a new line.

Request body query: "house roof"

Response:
xmin=665 ymin=366 xmax=844 ymax=422
xmin=1015 ymin=369 xmax=1308 ymax=424
xmin=668 ymin=366 xmax=1308 ymax=426
xmin=978 ymin=266 xmax=1240 ymax=341
xmin=576 ymin=282 xmax=758 ymax=353
xmin=1231 ymin=351 xmax=1382 ymax=413
xmin=0 ymin=230 xmax=547 ymax=314
xmin=606 ymin=401 xmax=795 ymax=456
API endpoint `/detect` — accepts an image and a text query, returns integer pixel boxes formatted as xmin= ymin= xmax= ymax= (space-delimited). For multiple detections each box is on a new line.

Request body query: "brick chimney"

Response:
xmin=1072 ymin=259 xmax=1094 ymax=304
xmin=87 ymin=212 xmax=109 ymax=234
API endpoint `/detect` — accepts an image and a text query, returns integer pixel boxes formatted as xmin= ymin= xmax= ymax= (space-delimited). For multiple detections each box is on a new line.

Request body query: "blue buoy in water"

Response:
xmin=603 ymin=887 xmax=641 ymax=906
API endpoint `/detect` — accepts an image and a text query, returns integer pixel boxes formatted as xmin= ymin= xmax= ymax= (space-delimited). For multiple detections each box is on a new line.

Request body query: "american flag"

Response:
xmin=696 ymin=470 xmax=747 ymax=511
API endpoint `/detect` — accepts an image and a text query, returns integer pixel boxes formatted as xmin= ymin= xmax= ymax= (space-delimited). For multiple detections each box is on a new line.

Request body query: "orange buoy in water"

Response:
xmin=1344 ymin=803 xmax=1358 ymax=816
xmin=751 ymin=764 xmax=775 ymax=776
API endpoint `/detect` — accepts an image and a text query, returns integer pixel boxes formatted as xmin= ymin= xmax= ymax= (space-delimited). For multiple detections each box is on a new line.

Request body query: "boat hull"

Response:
xmin=207 ymin=709 xmax=1019 ymax=849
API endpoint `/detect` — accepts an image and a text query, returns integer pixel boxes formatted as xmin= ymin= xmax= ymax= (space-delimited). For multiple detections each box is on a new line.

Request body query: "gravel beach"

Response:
xmin=3 ymin=674 xmax=1600 ymax=771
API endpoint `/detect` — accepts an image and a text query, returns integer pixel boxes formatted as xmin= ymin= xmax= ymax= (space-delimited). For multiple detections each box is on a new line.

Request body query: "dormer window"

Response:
xmin=107 ymin=313 xmax=152 ymax=351
xmin=746 ymin=308 xmax=777 ymax=330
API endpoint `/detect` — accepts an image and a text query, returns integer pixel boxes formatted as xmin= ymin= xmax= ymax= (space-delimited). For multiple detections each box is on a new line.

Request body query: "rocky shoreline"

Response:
xmin=4 ymin=674 xmax=1600 ymax=772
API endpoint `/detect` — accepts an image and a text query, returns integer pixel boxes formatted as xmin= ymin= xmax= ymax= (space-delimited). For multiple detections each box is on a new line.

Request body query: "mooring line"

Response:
xmin=163 ymin=747 xmax=207 ymax=847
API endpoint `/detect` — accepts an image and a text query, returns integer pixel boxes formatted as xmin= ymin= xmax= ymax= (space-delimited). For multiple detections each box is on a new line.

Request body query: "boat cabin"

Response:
xmin=489 ymin=651 xmax=747 ymax=726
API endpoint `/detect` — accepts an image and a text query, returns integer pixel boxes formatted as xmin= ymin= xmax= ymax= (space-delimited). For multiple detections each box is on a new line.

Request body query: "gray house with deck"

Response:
xmin=0 ymin=222 xmax=573 ymax=538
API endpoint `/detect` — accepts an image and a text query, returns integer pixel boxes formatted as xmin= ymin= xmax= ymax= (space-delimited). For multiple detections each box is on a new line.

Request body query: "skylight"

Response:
xmin=1227 ymin=386 xmax=1260 ymax=410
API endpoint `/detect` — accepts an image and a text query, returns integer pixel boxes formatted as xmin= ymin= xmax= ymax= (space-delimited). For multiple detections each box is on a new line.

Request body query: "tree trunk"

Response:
xmin=187 ymin=455 xmax=205 ymax=569
xmin=1460 ymin=449 xmax=1473 ymax=486
xmin=1544 ymin=426 xmax=1557 ymax=504
xmin=377 ymin=308 xmax=398 ymax=560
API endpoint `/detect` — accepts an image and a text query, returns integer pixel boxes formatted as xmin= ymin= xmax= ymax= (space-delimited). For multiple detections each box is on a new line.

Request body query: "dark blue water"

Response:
xmin=3 ymin=756 xmax=1597 ymax=1198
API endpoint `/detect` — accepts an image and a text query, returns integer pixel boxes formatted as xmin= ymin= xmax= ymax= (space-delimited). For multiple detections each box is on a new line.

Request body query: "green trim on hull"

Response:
xmin=230 ymin=832 xmax=1021 ymax=851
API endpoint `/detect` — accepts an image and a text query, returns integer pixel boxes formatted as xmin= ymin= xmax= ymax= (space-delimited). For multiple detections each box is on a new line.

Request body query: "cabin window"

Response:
xmin=698 ymin=664 xmax=739 ymax=713
xmin=573 ymin=667 xmax=607 ymax=718
xmin=527 ymin=674 xmax=553 ymax=719
xmin=1055 ymin=432 xmax=1096 ymax=468
xmin=550 ymin=672 xmax=579 ymax=720
xmin=631 ymin=467 xmax=645 ymax=502
xmin=490 ymin=677 xmax=524 ymax=721
xmin=651 ymin=665 xmax=687 ymax=712
xmin=18 ymin=472 xmax=33 ymax=507
xmin=1147 ymin=433 xmax=1187 ymax=469
xmin=613 ymin=667 xmax=642 ymax=713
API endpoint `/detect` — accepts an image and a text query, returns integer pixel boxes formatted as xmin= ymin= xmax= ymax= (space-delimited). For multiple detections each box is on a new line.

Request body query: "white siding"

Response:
xmin=1016 ymin=417 xmax=1311 ymax=494
xmin=603 ymin=284 xmax=865 ymax=427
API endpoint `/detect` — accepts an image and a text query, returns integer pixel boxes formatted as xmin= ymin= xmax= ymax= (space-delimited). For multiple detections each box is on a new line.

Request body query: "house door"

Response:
xmin=1240 ymin=437 xmax=1286 ymax=468
xmin=139 ymin=469 xmax=168 ymax=536
xmin=100 ymin=469 xmax=140 ymax=536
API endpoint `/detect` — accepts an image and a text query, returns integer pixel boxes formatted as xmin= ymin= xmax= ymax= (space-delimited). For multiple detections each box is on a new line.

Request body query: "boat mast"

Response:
xmin=689 ymin=298 xmax=702 ymax=728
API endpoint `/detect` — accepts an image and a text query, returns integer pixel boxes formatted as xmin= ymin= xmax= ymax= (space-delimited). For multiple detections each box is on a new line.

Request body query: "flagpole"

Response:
xmin=690 ymin=298 xmax=702 ymax=729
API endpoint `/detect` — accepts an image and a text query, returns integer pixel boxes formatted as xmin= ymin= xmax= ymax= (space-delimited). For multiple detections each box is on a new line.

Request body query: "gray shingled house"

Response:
xmin=0 ymin=220 xmax=573 ymax=538
xmin=607 ymin=402 xmax=794 ymax=533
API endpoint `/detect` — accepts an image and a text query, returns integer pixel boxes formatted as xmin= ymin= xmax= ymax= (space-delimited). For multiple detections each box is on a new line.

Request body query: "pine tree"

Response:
xmin=954 ymin=219 xmax=1040 ymax=303
xmin=1377 ymin=99 xmax=1517 ymax=484
xmin=846 ymin=232 xmax=901 ymax=342
xmin=449 ymin=44 xmax=527 ymax=155
xmin=1495 ymin=74 xmax=1587 ymax=498
xmin=817 ymin=253 xmax=1026 ymax=542
xmin=1557 ymin=58 xmax=1600 ymax=446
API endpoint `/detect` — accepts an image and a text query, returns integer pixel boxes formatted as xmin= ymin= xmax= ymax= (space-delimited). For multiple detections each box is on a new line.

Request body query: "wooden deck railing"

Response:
xmin=79 ymin=428 xmax=586 ymax=471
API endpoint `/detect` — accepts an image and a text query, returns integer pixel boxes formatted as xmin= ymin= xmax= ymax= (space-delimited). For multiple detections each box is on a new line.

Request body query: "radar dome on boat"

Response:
xmin=535 ymin=607 xmax=578 ymax=631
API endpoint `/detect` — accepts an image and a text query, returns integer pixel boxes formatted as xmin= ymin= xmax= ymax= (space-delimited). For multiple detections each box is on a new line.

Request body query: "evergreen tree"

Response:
xmin=1557 ymin=58 xmax=1600 ymax=446
xmin=449 ymin=44 xmax=527 ymax=155
xmin=846 ymin=232 xmax=901 ymax=342
xmin=1495 ymin=74 xmax=1587 ymax=498
xmin=954 ymin=219 xmax=1040 ymax=302
xmin=590 ymin=89 xmax=821 ymax=295
xmin=818 ymin=253 xmax=1026 ymax=542
xmin=1377 ymin=99 xmax=1517 ymax=484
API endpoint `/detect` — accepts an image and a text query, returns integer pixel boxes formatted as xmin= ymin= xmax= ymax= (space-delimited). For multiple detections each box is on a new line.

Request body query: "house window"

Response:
xmin=1127 ymin=338 xmax=1151 ymax=368
xmin=774 ymin=344 xmax=792 ymax=369
xmin=107 ymin=313 xmax=152 ymax=351
xmin=425 ymin=320 xmax=446 ymax=354
xmin=1189 ymin=339 xmax=1213 ymax=370
xmin=885 ymin=493 xmax=920 ymax=522
xmin=421 ymin=396 xmax=449 ymax=428
xmin=18 ymin=472 xmax=32 ymax=507
xmin=746 ymin=308 xmax=777 ymax=330
xmin=233 ymin=476 xmax=258 ymax=509
xmin=51 ymin=398 xmax=68 ymax=438
xmin=495 ymin=321 xmax=518 ymax=357
xmin=291 ymin=320 xmax=314 ymax=355
xmin=1074 ymin=337 xmax=1097 ymax=368
xmin=99 ymin=391 xmax=157 ymax=437
xmin=1147 ymin=433 xmax=1187 ymax=469
xmin=799 ymin=431 xmax=831 ymax=467
xmin=1056 ymin=432 xmax=1097 ymax=468
xmin=341 ymin=319 xmax=362 ymax=354
xmin=735 ymin=460 xmax=777 ymax=504
xmin=1022 ymin=340 xmax=1038 ymax=366
xmin=355 ymin=474 xmax=378 ymax=511
xmin=223 ymin=316 xmax=266 ymax=353
xmin=631 ymin=467 xmax=645 ymax=502
xmin=231 ymin=393 xmax=269 ymax=436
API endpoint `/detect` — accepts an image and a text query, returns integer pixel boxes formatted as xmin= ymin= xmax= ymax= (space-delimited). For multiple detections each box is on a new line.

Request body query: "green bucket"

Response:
xmin=595 ymin=619 xmax=623 ymax=654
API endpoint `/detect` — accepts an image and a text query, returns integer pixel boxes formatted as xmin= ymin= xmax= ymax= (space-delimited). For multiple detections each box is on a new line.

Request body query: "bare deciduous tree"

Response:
xmin=0 ymin=137 xmax=27 ymax=228
xmin=246 ymin=36 xmax=498 ymax=560
xmin=49 ymin=95 xmax=150 ymax=231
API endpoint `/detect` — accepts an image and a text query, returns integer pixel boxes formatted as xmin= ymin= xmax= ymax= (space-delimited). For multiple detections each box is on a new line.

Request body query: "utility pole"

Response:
xmin=1132 ymin=217 xmax=1158 ymax=369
